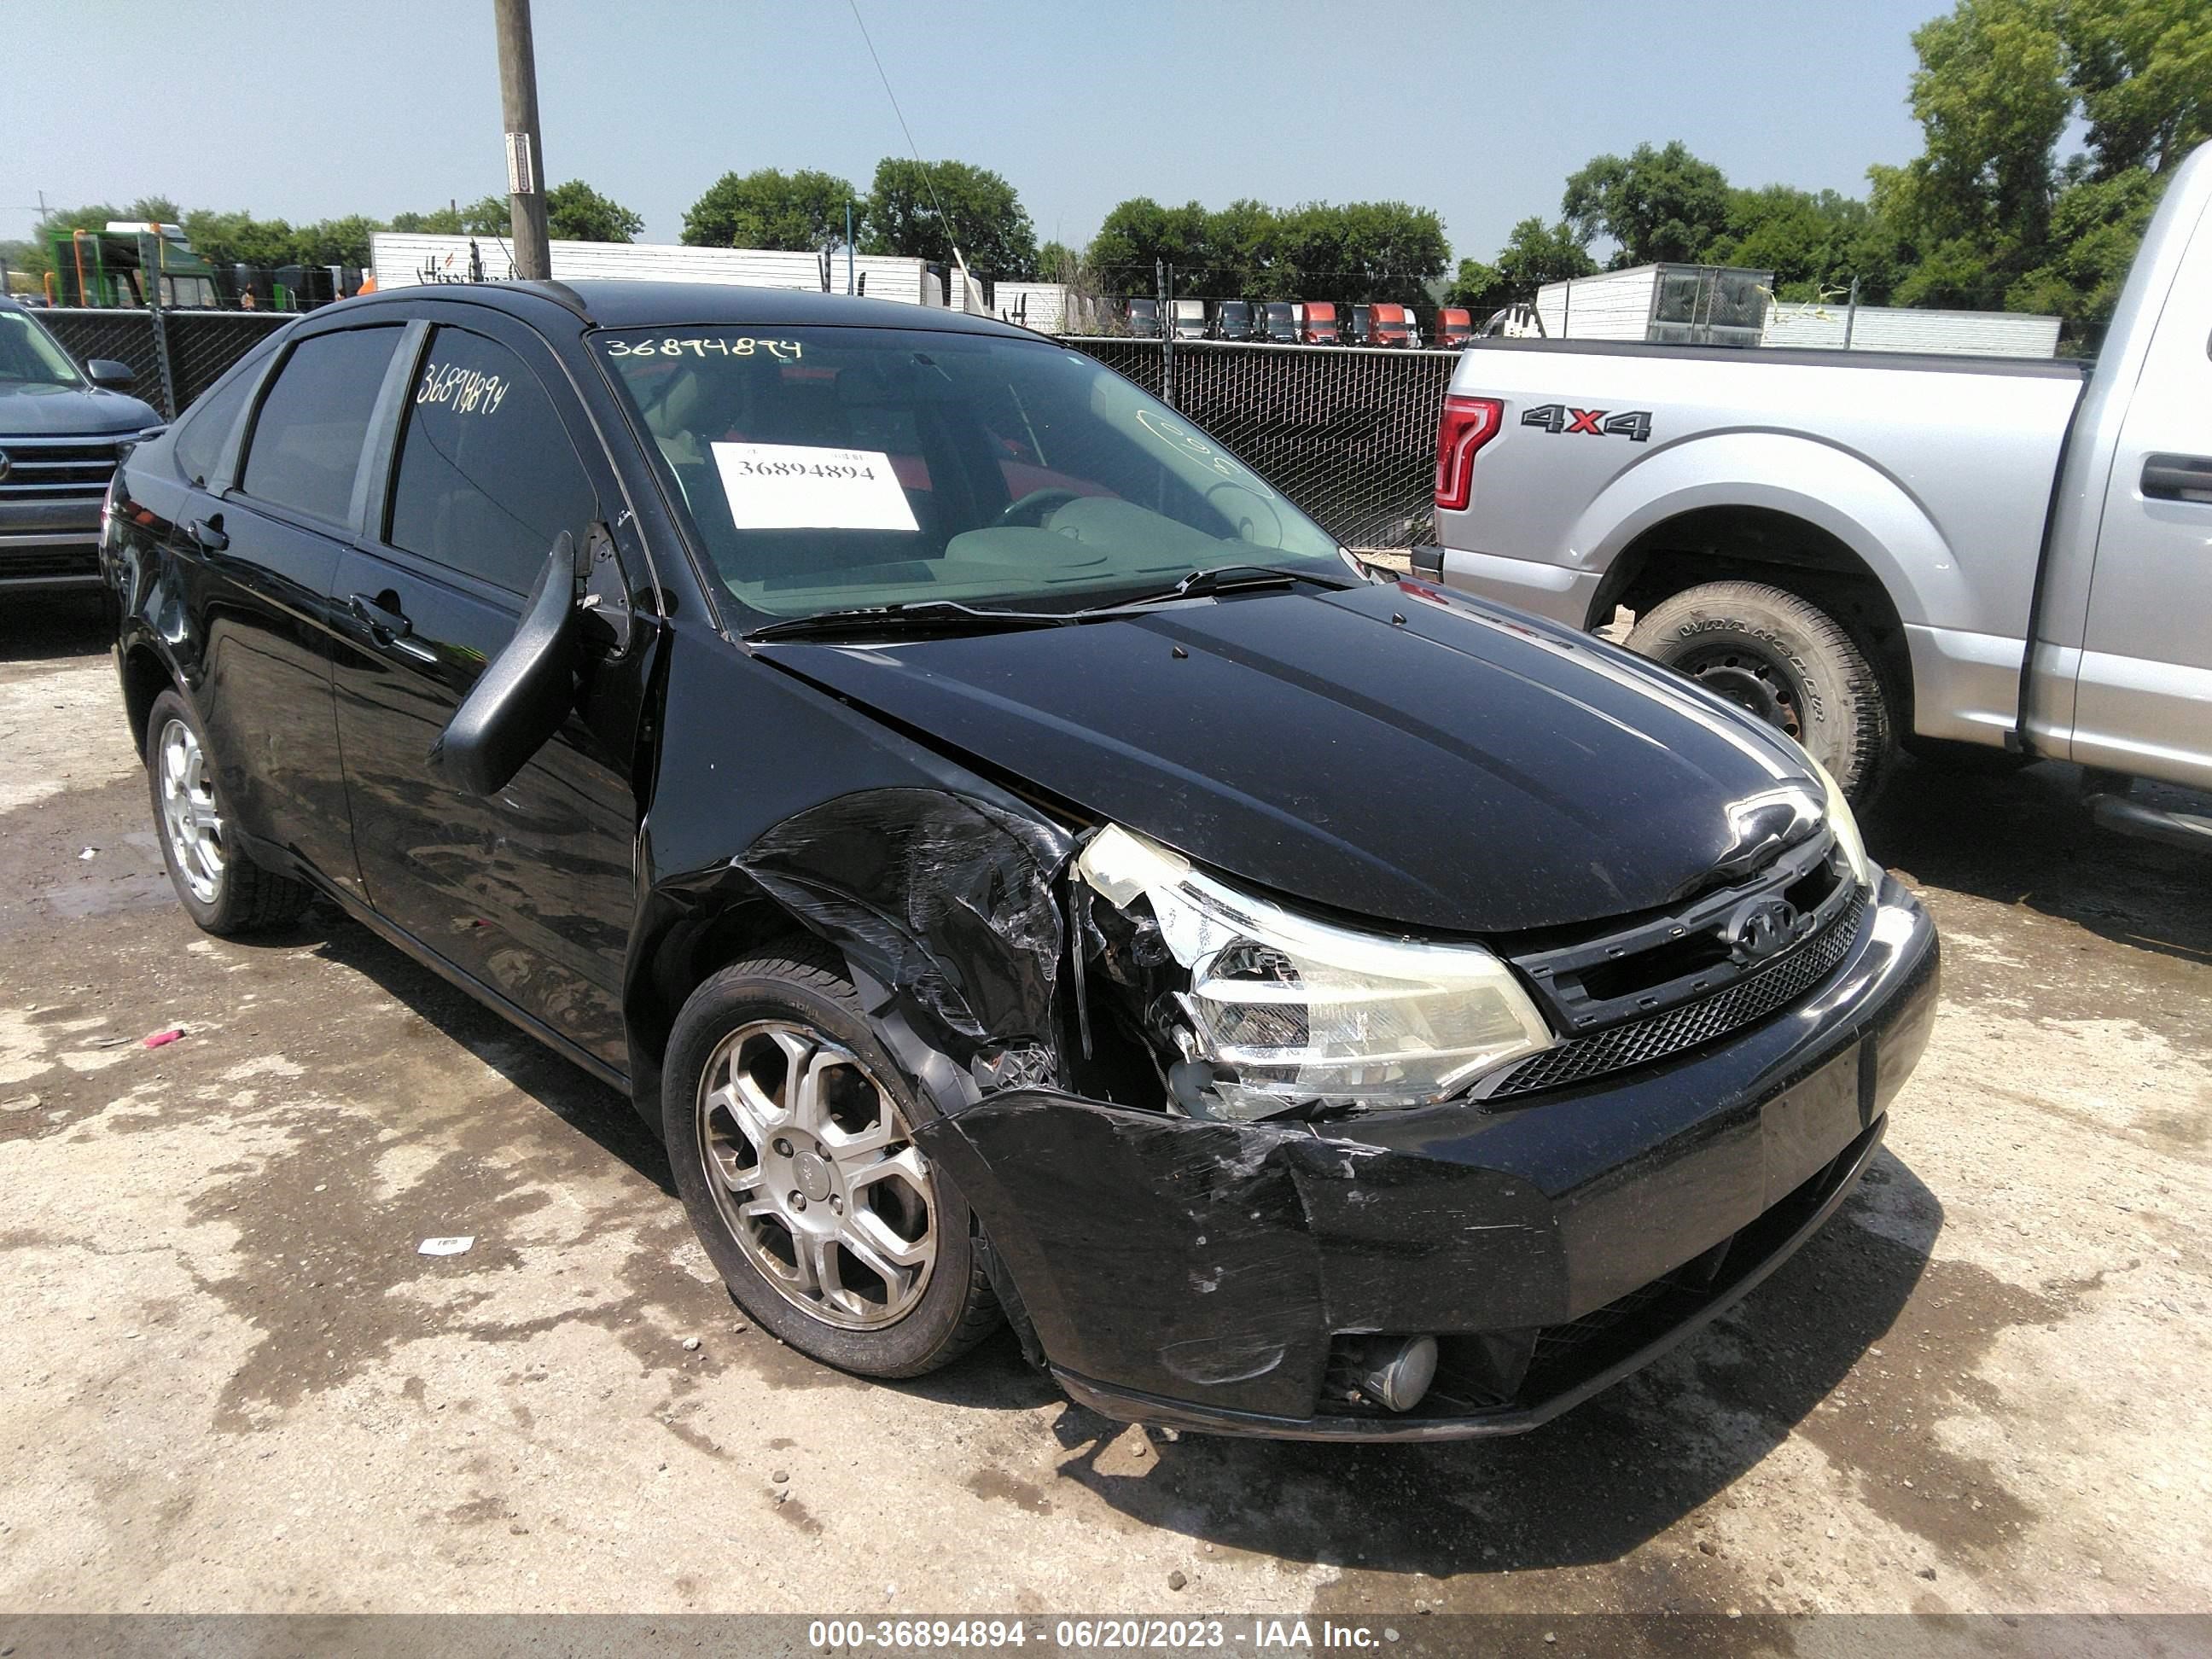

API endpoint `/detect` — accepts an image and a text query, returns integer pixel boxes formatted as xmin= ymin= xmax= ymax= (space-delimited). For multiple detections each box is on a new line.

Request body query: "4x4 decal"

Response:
xmin=1522 ymin=403 xmax=1653 ymax=443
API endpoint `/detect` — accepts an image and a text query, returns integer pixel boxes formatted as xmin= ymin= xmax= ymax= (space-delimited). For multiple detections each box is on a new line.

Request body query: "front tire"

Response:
xmin=1626 ymin=580 xmax=1893 ymax=801
xmin=145 ymin=688 xmax=313 ymax=935
xmin=663 ymin=946 xmax=999 ymax=1379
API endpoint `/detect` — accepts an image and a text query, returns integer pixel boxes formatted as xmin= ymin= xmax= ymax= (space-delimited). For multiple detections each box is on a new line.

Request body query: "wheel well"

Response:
xmin=119 ymin=644 xmax=172 ymax=760
xmin=1592 ymin=506 xmax=1913 ymax=731
xmin=624 ymin=895 xmax=816 ymax=1127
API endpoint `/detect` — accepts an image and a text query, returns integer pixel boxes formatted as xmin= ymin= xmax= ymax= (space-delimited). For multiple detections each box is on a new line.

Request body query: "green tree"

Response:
xmin=545 ymin=179 xmax=643 ymax=242
xmin=2008 ymin=164 xmax=2170 ymax=335
xmin=1707 ymin=186 xmax=1871 ymax=297
xmin=1446 ymin=217 xmax=1596 ymax=312
xmin=683 ymin=167 xmax=858 ymax=251
xmin=179 ymin=209 xmax=301 ymax=269
xmin=1900 ymin=0 xmax=2071 ymax=287
xmin=1562 ymin=141 xmax=1733 ymax=266
xmin=864 ymin=158 xmax=1037 ymax=277
xmin=1086 ymin=197 xmax=1211 ymax=294
xmin=388 ymin=195 xmax=509 ymax=236
xmin=1275 ymin=201 xmax=1448 ymax=305
xmin=292 ymin=215 xmax=385 ymax=267
xmin=2059 ymin=0 xmax=2212 ymax=178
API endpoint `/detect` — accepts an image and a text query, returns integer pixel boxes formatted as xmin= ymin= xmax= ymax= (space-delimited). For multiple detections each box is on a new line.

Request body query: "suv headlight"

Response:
xmin=1077 ymin=825 xmax=1555 ymax=1121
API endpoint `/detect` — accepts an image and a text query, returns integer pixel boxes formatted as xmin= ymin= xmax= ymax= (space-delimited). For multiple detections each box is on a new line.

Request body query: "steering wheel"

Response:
xmin=998 ymin=487 xmax=1083 ymax=528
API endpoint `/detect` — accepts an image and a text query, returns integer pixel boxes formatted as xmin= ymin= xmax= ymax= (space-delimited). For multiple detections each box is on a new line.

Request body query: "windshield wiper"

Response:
xmin=1098 ymin=562 xmax=1359 ymax=611
xmin=745 ymin=598 xmax=1071 ymax=643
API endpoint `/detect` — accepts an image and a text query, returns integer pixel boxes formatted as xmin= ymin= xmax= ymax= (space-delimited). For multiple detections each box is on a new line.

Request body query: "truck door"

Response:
xmin=2072 ymin=247 xmax=2212 ymax=791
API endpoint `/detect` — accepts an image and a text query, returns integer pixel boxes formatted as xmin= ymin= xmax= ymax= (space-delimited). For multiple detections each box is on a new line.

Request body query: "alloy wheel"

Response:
xmin=156 ymin=717 xmax=225 ymax=905
xmin=695 ymin=1020 xmax=937 ymax=1330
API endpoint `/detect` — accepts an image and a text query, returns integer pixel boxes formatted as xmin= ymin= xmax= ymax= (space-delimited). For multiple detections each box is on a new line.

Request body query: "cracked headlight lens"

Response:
xmin=1078 ymin=825 xmax=1556 ymax=1121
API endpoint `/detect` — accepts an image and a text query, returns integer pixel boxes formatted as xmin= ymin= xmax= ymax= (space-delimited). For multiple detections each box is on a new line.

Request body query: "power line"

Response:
xmin=846 ymin=0 xmax=975 ymax=300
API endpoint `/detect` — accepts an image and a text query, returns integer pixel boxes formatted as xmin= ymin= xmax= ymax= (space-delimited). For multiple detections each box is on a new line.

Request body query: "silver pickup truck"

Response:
xmin=1421 ymin=139 xmax=2212 ymax=847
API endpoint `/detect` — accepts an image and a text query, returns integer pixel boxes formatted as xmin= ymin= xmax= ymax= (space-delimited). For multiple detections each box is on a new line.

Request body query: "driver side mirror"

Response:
xmin=86 ymin=358 xmax=137 ymax=389
xmin=428 ymin=532 xmax=586 ymax=795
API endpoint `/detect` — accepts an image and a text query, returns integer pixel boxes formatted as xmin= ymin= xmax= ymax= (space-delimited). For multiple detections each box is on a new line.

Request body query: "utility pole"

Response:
xmin=493 ymin=0 xmax=550 ymax=281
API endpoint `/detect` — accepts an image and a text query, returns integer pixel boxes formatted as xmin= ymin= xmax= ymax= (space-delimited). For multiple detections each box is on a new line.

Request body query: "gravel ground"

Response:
xmin=1 ymin=596 xmax=2207 ymax=1629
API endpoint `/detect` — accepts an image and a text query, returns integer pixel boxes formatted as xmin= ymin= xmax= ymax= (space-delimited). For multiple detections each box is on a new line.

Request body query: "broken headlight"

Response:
xmin=1076 ymin=825 xmax=1555 ymax=1121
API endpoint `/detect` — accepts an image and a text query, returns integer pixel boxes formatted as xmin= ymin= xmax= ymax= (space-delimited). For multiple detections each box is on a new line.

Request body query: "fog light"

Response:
xmin=1355 ymin=1335 xmax=1438 ymax=1413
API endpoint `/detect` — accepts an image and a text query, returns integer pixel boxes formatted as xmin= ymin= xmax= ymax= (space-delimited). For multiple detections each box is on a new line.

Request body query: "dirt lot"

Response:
xmin=2 ymin=596 xmax=2208 ymax=1628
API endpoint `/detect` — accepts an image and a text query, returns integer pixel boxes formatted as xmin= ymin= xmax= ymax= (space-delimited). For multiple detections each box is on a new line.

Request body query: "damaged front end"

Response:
xmin=715 ymin=786 xmax=1937 ymax=1441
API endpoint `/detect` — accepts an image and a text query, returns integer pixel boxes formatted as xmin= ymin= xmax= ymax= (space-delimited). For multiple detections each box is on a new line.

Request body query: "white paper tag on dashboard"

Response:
xmin=710 ymin=442 xmax=919 ymax=532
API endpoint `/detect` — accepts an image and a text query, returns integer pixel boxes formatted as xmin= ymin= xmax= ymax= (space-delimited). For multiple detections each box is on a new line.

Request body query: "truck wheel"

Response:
xmin=1625 ymin=581 xmax=1892 ymax=801
xmin=663 ymin=943 xmax=1001 ymax=1379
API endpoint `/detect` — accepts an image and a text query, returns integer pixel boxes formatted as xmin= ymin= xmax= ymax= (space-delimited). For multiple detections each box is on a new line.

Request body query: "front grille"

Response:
xmin=1484 ymin=888 xmax=1866 ymax=1099
xmin=0 ymin=438 xmax=121 ymax=502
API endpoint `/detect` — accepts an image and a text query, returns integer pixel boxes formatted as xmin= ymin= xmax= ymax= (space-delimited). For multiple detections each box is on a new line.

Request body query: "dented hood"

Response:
xmin=757 ymin=580 xmax=1819 ymax=934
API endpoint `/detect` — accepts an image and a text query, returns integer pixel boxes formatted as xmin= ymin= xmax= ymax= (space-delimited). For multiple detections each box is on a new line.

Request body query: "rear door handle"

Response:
xmin=2142 ymin=453 xmax=2212 ymax=504
xmin=186 ymin=516 xmax=227 ymax=552
xmin=348 ymin=592 xmax=437 ymax=663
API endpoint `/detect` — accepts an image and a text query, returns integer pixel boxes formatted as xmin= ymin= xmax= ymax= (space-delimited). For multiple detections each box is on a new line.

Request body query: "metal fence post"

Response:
xmin=1156 ymin=259 xmax=1174 ymax=410
xmin=143 ymin=236 xmax=180 ymax=419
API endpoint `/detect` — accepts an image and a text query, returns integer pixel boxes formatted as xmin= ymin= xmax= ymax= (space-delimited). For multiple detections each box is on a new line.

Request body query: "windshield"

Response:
xmin=1220 ymin=304 xmax=1251 ymax=321
xmin=597 ymin=326 xmax=1345 ymax=621
xmin=0 ymin=311 xmax=84 ymax=388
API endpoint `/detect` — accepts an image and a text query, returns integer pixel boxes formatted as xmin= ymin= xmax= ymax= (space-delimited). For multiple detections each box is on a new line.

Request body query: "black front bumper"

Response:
xmin=916 ymin=872 xmax=1939 ymax=1441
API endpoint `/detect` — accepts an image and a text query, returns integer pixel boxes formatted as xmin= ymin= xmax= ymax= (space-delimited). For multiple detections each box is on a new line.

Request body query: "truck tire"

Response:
xmin=1625 ymin=581 xmax=1892 ymax=802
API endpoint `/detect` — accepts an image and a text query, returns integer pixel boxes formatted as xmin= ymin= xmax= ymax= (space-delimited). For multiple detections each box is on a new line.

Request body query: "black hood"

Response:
xmin=0 ymin=381 xmax=162 ymax=436
xmin=760 ymin=579 xmax=1821 ymax=934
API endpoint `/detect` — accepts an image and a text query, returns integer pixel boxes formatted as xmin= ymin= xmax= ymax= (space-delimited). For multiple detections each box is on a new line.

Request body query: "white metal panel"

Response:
xmin=370 ymin=234 xmax=940 ymax=306
xmin=1762 ymin=303 xmax=2060 ymax=357
xmin=992 ymin=281 xmax=1068 ymax=332
xmin=1535 ymin=268 xmax=1657 ymax=341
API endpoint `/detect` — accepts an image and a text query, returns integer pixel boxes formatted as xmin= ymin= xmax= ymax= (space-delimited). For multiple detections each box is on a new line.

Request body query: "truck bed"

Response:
xmin=1434 ymin=337 xmax=2091 ymax=747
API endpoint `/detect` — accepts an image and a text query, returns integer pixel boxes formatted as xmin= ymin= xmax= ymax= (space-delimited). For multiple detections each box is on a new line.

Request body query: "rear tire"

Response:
xmin=145 ymin=688 xmax=314 ymax=936
xmin=663 ymin=943 xmax=1000 ymax=1379
xmin=1625 ymin=580 xmax=1894 ymax=802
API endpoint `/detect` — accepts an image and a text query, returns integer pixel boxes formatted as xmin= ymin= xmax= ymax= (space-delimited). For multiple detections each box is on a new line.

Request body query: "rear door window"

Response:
xmin=240 ymin=327 xmax=401 ymax=524
xmin=386 ymin=326 xmax=598 ymax=593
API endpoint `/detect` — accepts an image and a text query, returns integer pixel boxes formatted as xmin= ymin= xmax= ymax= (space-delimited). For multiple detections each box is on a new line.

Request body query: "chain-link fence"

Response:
xmin=38 ymin=308 xmax=290 ymax=420
xmin=1060 ymin=338 xmax=1457 ymax=550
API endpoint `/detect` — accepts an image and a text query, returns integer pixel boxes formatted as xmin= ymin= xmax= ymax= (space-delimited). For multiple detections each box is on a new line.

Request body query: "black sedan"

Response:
xmin=103 ymin=280 xmax=1936 ymax=1438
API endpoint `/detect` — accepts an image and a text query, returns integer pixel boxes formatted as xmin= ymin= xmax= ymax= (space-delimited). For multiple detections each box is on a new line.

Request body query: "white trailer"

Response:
xmin=1535 ymin=263 xmax=1772 ymax=347
xmin=370 ymin=234 xmax=946 ymax=308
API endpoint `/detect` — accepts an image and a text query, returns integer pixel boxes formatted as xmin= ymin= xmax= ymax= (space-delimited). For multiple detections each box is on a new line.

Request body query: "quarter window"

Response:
xmin=173 ymin=335 xmax=281 ymax=487
xmin=387 ymin=328 xmax=597 ymax=593
xmin=240 ymin=326 xmax=401 ymax=523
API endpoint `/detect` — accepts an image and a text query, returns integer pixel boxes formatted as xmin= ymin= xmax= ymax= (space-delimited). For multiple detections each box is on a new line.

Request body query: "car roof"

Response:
xmin=393 ymin=279 xmax=1040 ymax=339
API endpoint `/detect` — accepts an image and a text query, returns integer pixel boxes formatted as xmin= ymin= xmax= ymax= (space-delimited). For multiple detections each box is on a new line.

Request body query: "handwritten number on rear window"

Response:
xmin=602 ymin=336 xmax=803 ymax=360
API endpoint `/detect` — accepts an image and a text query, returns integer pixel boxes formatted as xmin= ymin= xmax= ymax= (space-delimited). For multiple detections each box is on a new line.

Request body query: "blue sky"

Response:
xmin=3 ymin=0 xmax=1941 ymax=265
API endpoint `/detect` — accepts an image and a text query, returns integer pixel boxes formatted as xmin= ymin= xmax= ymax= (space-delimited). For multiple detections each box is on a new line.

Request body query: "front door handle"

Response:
xmin=186 ymin=515 xmax=227 ymax=552
xmin=2142 ymin=452 xmax=2212 ymax=504
xmin=348 ymin=592 xmax=437 ymax=663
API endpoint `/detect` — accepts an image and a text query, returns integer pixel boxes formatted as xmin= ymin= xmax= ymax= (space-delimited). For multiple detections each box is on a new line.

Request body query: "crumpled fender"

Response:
xmin=731 ymin=788 xmax=1074 ymax=1089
